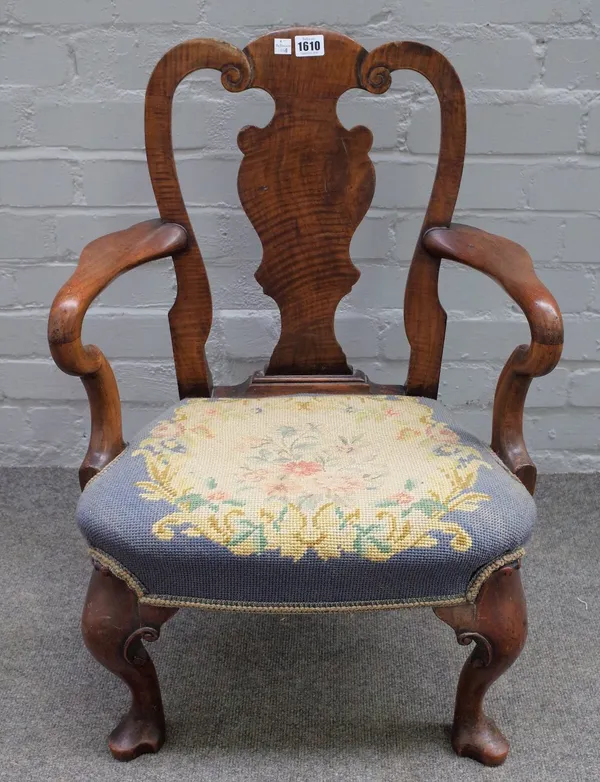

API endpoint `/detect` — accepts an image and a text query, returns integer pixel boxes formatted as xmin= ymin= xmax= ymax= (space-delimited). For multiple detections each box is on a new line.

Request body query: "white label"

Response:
xmin=274 ymin=38 xmax=292 ymax=55
xmin=295 ymin=34 xmax=325 ymax=57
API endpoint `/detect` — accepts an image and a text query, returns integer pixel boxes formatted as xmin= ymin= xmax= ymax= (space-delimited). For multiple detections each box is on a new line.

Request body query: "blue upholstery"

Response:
xmin=77 ymin=395 xmax=535 ymax=610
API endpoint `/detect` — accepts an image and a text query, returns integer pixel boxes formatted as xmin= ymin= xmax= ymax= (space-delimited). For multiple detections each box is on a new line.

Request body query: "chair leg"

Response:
xmin=81 ymin=563 xmax=178 ymax=761
xmin=433 ymin=561 xmax=527 ymax=766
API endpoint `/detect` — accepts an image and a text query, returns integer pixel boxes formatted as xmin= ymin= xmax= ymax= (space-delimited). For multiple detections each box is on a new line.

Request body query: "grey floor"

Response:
xmin=1 ymin=469 xmax=599 ymax=781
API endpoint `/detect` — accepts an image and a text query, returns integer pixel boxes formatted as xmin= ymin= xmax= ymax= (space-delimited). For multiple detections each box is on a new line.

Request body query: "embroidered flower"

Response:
xmin=188 ymin=424 xmax=215 ymax=439
xmin=151 ymin=421 xmax=186 ymax=440
xmin=389 ymin=491 xmax=415 ymax=505
xmin=384 ymin=407 xmax=401 ymax=417
xmin=243 ymin=468 xmax=271 ymax=483
xmin=133 ymin=395 xmax=493 ymax=560
xmin=283 ymin=461 xmax=323 ymax=476
xmin=396 ymin=427 xmax=421 ymax=441
xmin=206 ymin=490 xmax=228 ymax=501
xmin=426 ymin=424 xmax=460 ymax=445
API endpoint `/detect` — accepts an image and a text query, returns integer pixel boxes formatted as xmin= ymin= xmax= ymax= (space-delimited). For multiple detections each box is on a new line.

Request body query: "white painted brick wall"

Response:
xmin=1 ymin=0 xmax=600 ymax=472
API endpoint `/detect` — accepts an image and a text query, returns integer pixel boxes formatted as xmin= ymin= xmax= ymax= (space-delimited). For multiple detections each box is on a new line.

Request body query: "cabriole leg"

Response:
xmin=81 ymin=564 xmax=178 ymax=761
xmin=434 ymin=562 xmax=527 ymax=766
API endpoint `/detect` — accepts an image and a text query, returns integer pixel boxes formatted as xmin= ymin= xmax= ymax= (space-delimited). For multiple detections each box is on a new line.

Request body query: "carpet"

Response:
xmin=1 ymin=469 xmax=598 ymax=781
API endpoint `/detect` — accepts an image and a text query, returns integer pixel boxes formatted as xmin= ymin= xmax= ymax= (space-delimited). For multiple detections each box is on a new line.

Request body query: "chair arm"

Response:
xmin=48 ymin=219 xmax=188 ymax=488
xmin=423 ymin=223 xmax=564 ymax=494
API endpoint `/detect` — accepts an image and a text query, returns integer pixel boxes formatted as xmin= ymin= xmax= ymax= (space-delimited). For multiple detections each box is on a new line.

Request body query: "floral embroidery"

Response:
xmin=283 ymin=461 xmax=323 ymax=476
xmin=132 ymin=396 xmax=493 ymax=561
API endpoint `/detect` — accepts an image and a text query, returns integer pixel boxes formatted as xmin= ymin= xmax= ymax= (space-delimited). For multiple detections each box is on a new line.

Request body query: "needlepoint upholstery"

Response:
xmin=78 ymin=395 xmax=534 ymax=610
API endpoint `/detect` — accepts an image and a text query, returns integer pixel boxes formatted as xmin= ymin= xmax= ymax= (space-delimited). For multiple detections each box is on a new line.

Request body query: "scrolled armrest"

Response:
xmin=49 ymin=219 xmax=187 ymax=371
xmin=48 ymin=219 xmax=188 ymax=488
xmin=423 ymin=223 xmax=564 ymax=493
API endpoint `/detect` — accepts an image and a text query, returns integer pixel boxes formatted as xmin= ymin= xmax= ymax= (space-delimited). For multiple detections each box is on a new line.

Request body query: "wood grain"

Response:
xmin=240 ymin=30 xmax=373 ymax=374
xmin=423 ymin=223 xmax=564 ymax=492
xmin=145 ymin=32 xmax=466 ymax=393
xmin=48 ymin=219 xmax=187 ymax=487
xmin=82 ymin=565 xmax=178 ymax=761
xmin=434 ymin=562 xmax=527 ymax=766
xmin=142 ymin=33 xmax=469 ymax=394
xmin=360 ymin=42 xmax=466 ymax=398
xmin=214 ymin=369 xmax=405 ymax=397
xmin=145 ymin=39 xmax=252 ymax=398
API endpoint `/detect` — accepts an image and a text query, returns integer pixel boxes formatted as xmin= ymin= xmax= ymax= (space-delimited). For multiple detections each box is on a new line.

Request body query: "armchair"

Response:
xmin=48 ymin=30 xmax=563 ymax=766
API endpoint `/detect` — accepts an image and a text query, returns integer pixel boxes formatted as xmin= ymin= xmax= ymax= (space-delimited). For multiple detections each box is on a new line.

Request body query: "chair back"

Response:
xmin=145 ymin=29 xmax=466 ymax=397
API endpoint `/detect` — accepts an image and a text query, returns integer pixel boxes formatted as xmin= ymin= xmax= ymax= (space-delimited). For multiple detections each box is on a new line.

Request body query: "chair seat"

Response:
xmin=78 ymin=395 xmax=535 ymax=611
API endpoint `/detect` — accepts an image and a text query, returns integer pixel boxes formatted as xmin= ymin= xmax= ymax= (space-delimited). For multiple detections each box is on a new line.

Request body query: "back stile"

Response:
xmin=145 ymin=40 xmax=252 ymax=397
xmin=360 ymin=43 xmax=466 ymax=398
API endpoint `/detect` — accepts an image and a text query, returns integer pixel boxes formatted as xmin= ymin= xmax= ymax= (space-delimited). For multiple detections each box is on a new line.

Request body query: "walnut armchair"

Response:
xmin=48 ymin=30 xmax=563 ymax=766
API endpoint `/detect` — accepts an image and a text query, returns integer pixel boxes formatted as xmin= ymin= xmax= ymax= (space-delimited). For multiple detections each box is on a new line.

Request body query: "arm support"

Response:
xmin=423 ymin=223 xmax=563 ymax=494
xmin=48 ymin=219 xmax=188 ymax=488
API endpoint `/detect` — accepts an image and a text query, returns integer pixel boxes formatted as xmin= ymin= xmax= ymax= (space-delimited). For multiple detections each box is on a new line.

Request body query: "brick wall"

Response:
xmin=0 ymin=0 xmax=599 ymax=470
